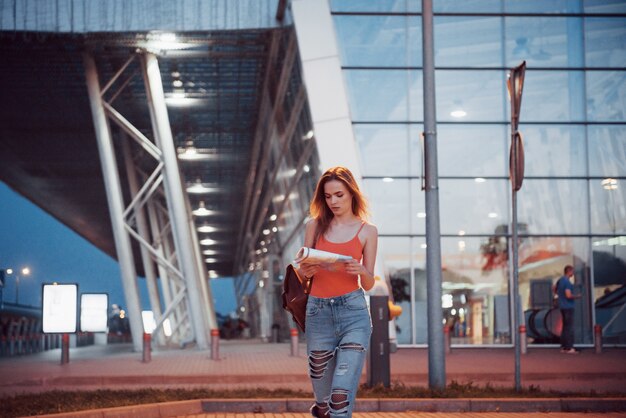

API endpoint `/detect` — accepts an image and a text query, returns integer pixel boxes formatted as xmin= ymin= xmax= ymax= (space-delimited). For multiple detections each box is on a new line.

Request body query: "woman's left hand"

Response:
xmin=344 ymin=259 xmax=365 ymax=276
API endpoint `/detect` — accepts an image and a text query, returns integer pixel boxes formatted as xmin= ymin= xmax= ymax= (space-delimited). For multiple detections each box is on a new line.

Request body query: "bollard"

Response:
xmin=290 ymin=328 xmax=299 ymax=357
xmin=142 ymin=333 xmax=151 ymax=363
xmin=444 ymin=325 xmax=451 ymax=354
xmin=210 ymin=329 xmax=220 ymax=360
xmin=594 ymin=324 xmax=603 ymax=354
xmin=61 ymin=333 xmax=70 ymax=364
xmin=519 ymin=325 xmax=527 ymax=355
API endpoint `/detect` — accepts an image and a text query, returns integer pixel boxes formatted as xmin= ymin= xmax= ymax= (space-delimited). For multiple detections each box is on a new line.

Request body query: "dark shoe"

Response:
xmin=562 ymin=348 xmax=579 ymax=354
xmin=310 ymin=404 xmax=330 ymax=418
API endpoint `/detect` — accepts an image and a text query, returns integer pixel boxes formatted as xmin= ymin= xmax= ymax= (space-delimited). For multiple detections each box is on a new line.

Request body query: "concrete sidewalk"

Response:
xmin=2 ymin=340 xmax=626 ymax=417
xmin=1 ymin=339 xmax=625 ymax=396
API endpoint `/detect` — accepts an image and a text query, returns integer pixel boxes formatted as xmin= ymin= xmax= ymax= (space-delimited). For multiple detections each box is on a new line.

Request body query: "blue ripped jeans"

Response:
xmin=305 ymin=288 xmax=372 ymax=418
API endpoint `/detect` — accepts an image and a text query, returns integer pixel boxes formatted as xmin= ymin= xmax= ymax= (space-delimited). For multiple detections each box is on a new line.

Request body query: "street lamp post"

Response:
xmin=3 ymin=267 xmax=30 ymax=305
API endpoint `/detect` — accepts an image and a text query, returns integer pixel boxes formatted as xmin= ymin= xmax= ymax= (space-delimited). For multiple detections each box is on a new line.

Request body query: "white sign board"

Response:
xmin=142 ymin=310 xmax=156 ymax=334
xmin=80 ymin=293 xmax=109 ymax=333
xmin=42 ymin=283 xmax=78 ymax=333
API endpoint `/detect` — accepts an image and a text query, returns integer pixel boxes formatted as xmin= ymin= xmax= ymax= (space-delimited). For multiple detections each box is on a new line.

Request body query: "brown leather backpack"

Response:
xmin=282 ymin=264 xmax=312 ymax=332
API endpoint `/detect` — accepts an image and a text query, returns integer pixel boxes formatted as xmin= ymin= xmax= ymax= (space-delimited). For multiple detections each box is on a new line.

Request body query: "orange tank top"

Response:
xmin=310 ymin=222 xmax=365 ymax=298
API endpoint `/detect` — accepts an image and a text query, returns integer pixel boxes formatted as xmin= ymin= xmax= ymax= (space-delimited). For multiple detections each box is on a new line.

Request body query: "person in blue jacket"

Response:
xmin=555 ymin=265 xmax=581 ymax=354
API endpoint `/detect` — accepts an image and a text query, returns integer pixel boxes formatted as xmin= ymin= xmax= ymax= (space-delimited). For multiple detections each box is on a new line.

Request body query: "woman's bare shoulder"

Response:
xmin=360 ymin=221 xmax=378 ymax=239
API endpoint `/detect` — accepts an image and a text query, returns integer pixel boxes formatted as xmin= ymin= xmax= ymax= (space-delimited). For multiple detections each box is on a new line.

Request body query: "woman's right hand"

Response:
xmin=300 ymin=262 xmax=320 ymax=279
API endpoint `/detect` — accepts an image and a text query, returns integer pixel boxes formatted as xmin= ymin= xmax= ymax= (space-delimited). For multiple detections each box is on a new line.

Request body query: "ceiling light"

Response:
xmin=203 ymin=249 xmax=217 ymax=255
xmin=269 ymin=214 xmax=277 ymax=221
xmin=474 ymin=177 xmax=486 ymax=183
xmin=488 ymin=212 xmax=498 ymax=218
xmin=205 ymin=258 xmax=218 ymax=263
xmin=302 ymin=130 xmax=314 ymax=140
xmin=187 ymin=179 xmax=217 ymax=194
xmin=382 ymin=177 xmax=394 ymax=183
xmin=200 ymin=238 xmax=217 ymax=246
xmin=193 ymin=201 xmax=216 ymax=216
xmin=272 ymin=226 xmax=278 ymax=233
xmin=197 ymin=224 xmax=217 ymax=233
xmin=263 ymin=229 xmax=270 ymax=236
xmin=303 ymin=164 xmax=311 ymax=173
xmin=458 ymin=230 xmax=466 ymax=236
xmin=420 ymin=243 xmax=428 ymax=249
xmin=450 ymin=109 xmax=467 ymax=118
xmin=417 ymin=212 xmax=426 ymax=218
xmin=208 ymin=270 xmax=218 ymax=278
xmin=172 ymin=79 xmax=183 ymax=88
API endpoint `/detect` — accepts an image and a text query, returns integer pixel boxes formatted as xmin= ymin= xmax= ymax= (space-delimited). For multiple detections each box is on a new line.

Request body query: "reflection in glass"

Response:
xmin=518 ymin=237 xmax=592 ymax=344
xmin=380 ymin=237 xmax=412 ymax=345
xmin=334 ymin=16 xmax=411 ymax=67
xmin=590 ymin=179 xmax=626 ymax=234
xmin=434 ymin=16 xmax=503 ymax=68
xmin=518 ymin=179 xmax=590 ymax=234
xmin=588 ymin=125 xmax=626 ymax=177
xmin=439 ymin=179 xmax=509 ymax=235
xmin=345 ymin=70 xmax=411 ymax=121
xmin=354 ymin=125 xmax=410 ymax=176
xmin=437 ymin=125 xmax=507 ymax=177
xmin=520 ymin=125 xmax=587 ymax=176
xmin=330 ymin=0 xmax=419 ymax=12
xmin=586 ymin=71 xmax=626 ymax=122
xmin=584 ymin=1 xmax=626 ymax=14
xmin=519 ymin=71 xmax=585 ymax=122
xmin=436 ymin=70 xmax=505 ymax=122
xmin=440 ymin=237 xmax=510 ymax=344
xmin=592 ymin=237 xmax=626 ymax=344
xmin=585 ymin=18 xmax=626 ymax=68
xmin=505 ymin=17 xmax=583 ymax=68
xmin=365 ymin=179 xmax=410 ymax=234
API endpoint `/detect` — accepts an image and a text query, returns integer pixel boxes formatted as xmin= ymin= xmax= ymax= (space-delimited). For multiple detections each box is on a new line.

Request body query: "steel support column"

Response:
xmin=140 ymin=52 xmax=209 ymax=349
xmin=121 ymin=138 xmax=165 ymax=345
xmin=83 ymin=52 xmax=144 ymax=352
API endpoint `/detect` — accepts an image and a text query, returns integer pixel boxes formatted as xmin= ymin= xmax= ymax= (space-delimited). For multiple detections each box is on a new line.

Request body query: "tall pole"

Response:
xmin=508 ymin=61 xmax=526 ymax=392
xmin=422 ymin=0 xmax=446 ymax=390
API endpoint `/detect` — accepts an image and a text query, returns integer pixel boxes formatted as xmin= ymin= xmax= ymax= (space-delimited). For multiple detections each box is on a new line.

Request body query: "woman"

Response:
xmin=299 ymin=166 xmax=378 ymax=418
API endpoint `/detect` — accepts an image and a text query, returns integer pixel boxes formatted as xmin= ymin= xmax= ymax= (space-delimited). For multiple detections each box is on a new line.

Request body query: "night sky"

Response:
xmin=0 ymin=181 xmax=236 ymax=316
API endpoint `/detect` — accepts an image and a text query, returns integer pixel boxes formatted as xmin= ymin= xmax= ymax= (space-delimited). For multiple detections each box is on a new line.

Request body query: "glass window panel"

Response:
xmin=592 ymin=236 xmax=626 ymax=344
xmin=439 ymin=179 xmax=509 ymax=235
xmin=586 ymin=71 xmax=626 ymax=122
xmin=584 ymin=0 xmax=626 ymax=14
xmin=436 ymin=70 xmax=505 ymax=122
xmin=505 ymin=1 xmax=581 ymax=13
xmin=505 ymin=17 xmax=584 ymax=68
xmin=434 ymin=16 xmax=503 ymax=68
xmin=410 ymin=179 xmax=425 ymax=234
xmin=365 ymin=178 xmax=410 ymax=234
xmin=334 ymin=16 xmax=409 ymax=67
xmin=408 ymin=125 xmax=423 ymax=177
xmin=520 ymin=125 xmax=587 ymax=176
xmin=379 ymin=237 xmax=413 ymax=345
xmin=520 ymin=71 xmax=586 ymax=122
xmin=434 ymin=0 xmax=502 ymax=13
xmin=330 ymin=0 xmax=419 ymax=12
xmin=354 ymin=124 xmax=411 ymax=176
xmin=411 ymin=237 xmax=427 ymax=344
xmin=437 ymin=125 xmax=507 ymax=177
xmin=441 ymin=237 xmax=510 ymax=345
xmin=518 ymin=180 xmax=590 ymax=234
xmin=588 ymin=125 xmax=626 ymax=177
xmin=590 ymin=179 xmax=626 ymax=234
xmin=408 ymin=70 xmax=424 ymax=121
xmin=344 ymin=70 xmax=411 ymax=121
xmin=585 ymin=18 xmax=626 ymax=68
xmin=519 ymin=237 xmax=592 ymax=345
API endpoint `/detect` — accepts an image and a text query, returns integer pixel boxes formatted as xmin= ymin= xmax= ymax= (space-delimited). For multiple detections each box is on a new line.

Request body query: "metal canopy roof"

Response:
xmin=0 ymin=28 xmax=289 ymax=277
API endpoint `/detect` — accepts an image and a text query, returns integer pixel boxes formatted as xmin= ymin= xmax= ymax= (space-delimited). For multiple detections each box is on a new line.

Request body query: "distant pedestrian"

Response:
xmin=298 ymin=166 xmax=378 ymax=418
xmin=555 ymin=265 xmax=581 ymax=354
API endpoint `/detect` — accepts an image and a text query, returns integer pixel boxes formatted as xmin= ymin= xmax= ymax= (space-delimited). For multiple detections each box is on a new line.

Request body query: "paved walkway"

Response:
xmin=1 ymin=339 xmax=625 ymax=417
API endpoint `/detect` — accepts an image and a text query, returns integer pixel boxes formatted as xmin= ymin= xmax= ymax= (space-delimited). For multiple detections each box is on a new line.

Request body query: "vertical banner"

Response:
xmin=42 ymin=284 xmax=78 ymax=333
xmin=80 ymin=293 xmax=109 ymax=333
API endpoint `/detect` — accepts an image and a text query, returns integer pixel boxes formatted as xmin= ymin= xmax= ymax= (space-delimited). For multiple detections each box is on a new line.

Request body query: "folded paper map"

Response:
xmin=294 ymin=247 xmax=352 ymax=270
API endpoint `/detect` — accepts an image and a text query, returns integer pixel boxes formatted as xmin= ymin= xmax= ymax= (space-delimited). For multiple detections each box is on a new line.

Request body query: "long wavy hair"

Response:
xmin=309 ymin=166 xmax=369 ymax=241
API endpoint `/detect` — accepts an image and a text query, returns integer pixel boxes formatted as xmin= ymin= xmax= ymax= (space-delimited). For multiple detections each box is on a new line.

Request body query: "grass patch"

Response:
xmin=1 ymin=383 xmax=623 ymax=417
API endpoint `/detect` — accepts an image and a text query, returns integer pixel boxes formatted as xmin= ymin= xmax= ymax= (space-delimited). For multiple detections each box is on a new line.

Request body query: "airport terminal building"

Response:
xmin=0 ymin=0 xmax=624 ymax=350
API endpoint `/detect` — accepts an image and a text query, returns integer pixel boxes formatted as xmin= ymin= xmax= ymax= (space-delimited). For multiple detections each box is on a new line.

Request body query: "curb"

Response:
xmin=31 ymin=397 xmax=626 ymax=417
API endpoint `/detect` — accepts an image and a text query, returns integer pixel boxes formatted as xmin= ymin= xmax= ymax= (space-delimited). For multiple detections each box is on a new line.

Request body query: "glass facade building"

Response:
xmin=330 ymin=0 xmax=626 ymax=346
